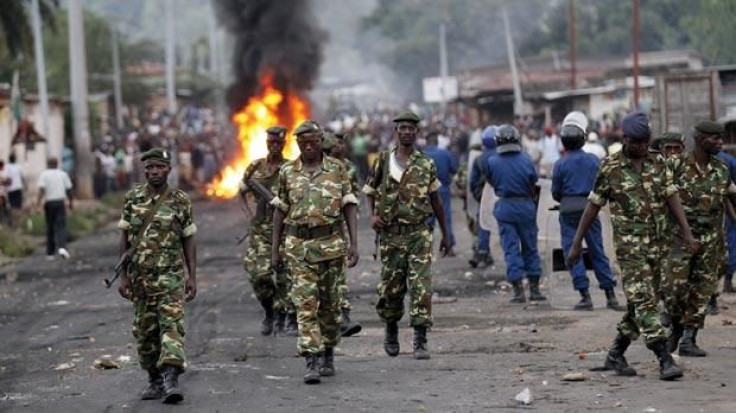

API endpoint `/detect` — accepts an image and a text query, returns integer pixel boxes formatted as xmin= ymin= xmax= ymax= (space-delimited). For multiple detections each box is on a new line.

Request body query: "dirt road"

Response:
xmin=1 ymin=195 xmax=736 ymax=412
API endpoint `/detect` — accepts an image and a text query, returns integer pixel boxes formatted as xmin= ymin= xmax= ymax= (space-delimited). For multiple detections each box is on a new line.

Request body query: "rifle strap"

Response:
xmin=377 ymin=150 xmax=391 ymax=220
xmin=129 ymin=186 xmax=172 ymax=252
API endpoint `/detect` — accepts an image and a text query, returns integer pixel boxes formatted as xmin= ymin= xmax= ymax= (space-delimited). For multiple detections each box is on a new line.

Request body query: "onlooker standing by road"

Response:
xmin=36 ymin=157 xmax=73 ymax=260
xmin=0 ymin=161 xmax=10 ymax=225
xmin=424 ymin=131 xmax=458 ymax=255
xmin=6 ymin=153 xmax=25 ymax=212
xmin=540 ymin=126 xmax=562 ymax=178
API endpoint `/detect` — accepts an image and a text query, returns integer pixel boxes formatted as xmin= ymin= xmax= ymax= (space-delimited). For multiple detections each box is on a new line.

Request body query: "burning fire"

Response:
xmin=207 ymin=73 xmax=309 ymax=198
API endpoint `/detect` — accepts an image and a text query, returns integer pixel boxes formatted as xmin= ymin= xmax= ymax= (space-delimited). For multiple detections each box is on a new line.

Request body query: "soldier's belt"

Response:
xmin=285 ymin=223 xmax=341 ymax=240
xmin=382 ymin=222 xmax=428 ymax=236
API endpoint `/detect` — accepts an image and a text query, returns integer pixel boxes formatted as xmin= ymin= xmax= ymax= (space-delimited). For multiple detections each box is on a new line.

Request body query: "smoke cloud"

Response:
xmin=213 ymin=0 xmax=327 ymax=113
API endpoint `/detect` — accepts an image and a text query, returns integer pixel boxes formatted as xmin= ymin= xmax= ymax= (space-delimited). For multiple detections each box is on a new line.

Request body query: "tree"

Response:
xmin=0 ymin=0 xmax=58 ymax=58
xmin=683 ymin=0 xmax=736 ymax=65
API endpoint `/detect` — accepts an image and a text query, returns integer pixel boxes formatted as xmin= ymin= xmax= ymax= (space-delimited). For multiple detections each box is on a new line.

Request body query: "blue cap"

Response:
xmin=481 ymin=126 xmax=497 ymax=149
xmin=621 ymin=112 xmax=651 ymax=141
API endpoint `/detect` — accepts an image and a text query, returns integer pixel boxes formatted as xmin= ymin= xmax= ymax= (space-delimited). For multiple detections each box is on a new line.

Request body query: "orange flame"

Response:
xmin=207 ymin=73 xmax=308 ymax=198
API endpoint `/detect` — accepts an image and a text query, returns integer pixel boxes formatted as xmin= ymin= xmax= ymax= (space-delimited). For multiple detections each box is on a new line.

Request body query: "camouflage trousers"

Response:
xmin=376 ymin=228 xmax=433 ymax=327
xmin=338 ymin=225 xmax=352 ymax=311
xmin=614 ymin=243 xmax=666 ymax=345
xmin=287 ymin=255 xmax=343 ymax=356
xmin=243 ymin=230 xmax=294 ymax=314
xmin=130 ymin=265 xmax=186 ymax=371
xmin=661 ymin=234 xmax=725 ymax=329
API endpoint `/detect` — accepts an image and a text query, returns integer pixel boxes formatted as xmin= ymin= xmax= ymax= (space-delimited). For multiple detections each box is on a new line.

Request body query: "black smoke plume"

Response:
xmin=213 ymin=0 xmax=326 ymax=114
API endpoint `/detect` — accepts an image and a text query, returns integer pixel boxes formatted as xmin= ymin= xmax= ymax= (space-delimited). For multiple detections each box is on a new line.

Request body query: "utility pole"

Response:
xmin=31 ymin=0 xmax=51 ymax=156
xmin=632 ymin=0 xmax=641 ymax=108
xmin=68 ymin=0 xmax=94 ymax=199
xmin=208 ymin=6 xmax=219 ymax=79
xmin=439 ymin=22 xmax=449 ymax=116
xmin=165 ymin=0 xmax=177 ymax=115
xmin=111 ymin=24 xmax=123 ymax=130
xmin=502 ymin=8 xmax=523 ymax=117
xmin=569 ymin=0 xmax=577 ymax=89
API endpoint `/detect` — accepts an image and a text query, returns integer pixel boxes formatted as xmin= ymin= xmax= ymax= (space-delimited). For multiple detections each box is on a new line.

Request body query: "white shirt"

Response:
xmin=582 ymin=142 xmax=607 ymax=160
xmin=540 ymin=134 xmax=562 ymax=165
xmin=6 ymin=163 xmax=23 ymax=191
xmin=38 ymin=169 xmax=73 ymax=202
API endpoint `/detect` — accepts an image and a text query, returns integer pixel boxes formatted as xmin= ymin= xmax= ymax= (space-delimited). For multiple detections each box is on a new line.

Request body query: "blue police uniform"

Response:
xmin=551 ymin=149 xmax=615 ymax=291
xmin=470 ymin=147 xmax=496 ymax=252
xmin=717 ymin=151 xmax=736 ymax=276
xmin=485 ymin=151 xmax=541 ymax=282
xmin=425 ymin=145 xmax=458 ymax=247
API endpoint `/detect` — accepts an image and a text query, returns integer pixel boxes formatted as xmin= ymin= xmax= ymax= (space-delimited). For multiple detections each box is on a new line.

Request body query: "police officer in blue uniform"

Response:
xmin=485 ymin=125 xmax=546 ymax=303
xmin=424 ymin=132 xmax=459 ymax=255
xmin=552 ymin=112 xmax=621 ymax=311
xmin=716 ymin=150 xmax=736 ymax=298
xmin=469 ymin=126 xmax=497 ymax=268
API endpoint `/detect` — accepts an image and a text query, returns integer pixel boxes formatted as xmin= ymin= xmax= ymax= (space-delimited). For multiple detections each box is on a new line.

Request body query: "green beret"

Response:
xmin=293 ymin=120 xmax=322 ymax=136
xmin=334 ymin=132 xmax=350 ymax=140
xmin=140 ymin=147 xmax=171 ymax=164
xmin=322 ymin=133 xmax=338 ymax=151
xmin=392 ymin=111 xmax=421 ymax=124
xmin=659 ymin=132 xmax=684 ymax=144
xmin=694 ymin=120 xmax=724 ymax=135
xmin=266 ymin=125 xmax=287 ymax=138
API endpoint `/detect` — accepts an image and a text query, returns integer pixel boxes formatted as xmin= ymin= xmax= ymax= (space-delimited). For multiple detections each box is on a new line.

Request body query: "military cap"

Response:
xmin=694 ymin=120 xmax=724 ymax=135
xmin=621 ymin=112 xmax=651 ymax=140
xmin=293 ymin=120 xmax=322 ymax=136
xmin=266 ymin=125 xmax=287 ymax=138
xmin=140 ymin=147 xmax=171 ymax=164
xmin=322 ymin=132 xmax=338 ymax=150
xmin=334 ymin=132 xmax=350 ymax=140
xmin=392 ymin=111 xmax=421 ymax=124
xmin=659 ymin=132 xmax=684 ymax=144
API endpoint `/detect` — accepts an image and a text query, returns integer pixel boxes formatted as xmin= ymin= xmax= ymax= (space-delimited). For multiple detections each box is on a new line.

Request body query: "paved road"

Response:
xmin=1 ymin=194 xmax=736 ymax=412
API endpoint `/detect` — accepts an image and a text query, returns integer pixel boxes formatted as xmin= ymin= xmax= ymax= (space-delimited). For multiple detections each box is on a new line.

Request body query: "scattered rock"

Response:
xmin=722 ymin=319 xmax=733 ymax=326
xmin=643 ymin=407 xmax=657 ymax=413
xmin=264 ymin=375 xmax=289 ymax=380
xmin=54 ymin=362 xmax=75 ymax=371
xmin=93 ymin=359 xmax=121 ymax=369
xmin=47 ymin=300 xmax=70 ymax=306
xmin=515 ymin=387 xmax=532 ymax=405
xmin=578 ymin=351 xmax=587 ymax=360
xmin=498 ymin=281 xmax=512 ymax=291
xmin=485 ymin=280 xmax=496 ymax=288
xmin=614 ymin=401 xmax=623 ymax=407
xmin=463 ymin=271 xmax=474 ymax=280
xmin=513 ymin=366 xmax=524 ymax=375
xmin=562 ymin=372 xmax=587 ymax=381
xmin=116 ymin=355 xmax=131 ymax=363
xmin=432 ymin=294 xmax=457 ymax=304
xmin=234 ymin=354 xmax=248 ymax=362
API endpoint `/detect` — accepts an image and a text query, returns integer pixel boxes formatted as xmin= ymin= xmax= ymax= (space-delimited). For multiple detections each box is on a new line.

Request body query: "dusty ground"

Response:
xmin=1 ymin=188 xmax=736 ymax=412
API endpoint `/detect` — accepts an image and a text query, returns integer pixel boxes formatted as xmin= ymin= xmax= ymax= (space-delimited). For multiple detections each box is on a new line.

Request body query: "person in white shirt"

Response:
xmin=582 ymin=131 xmax=608 ymax=160
xmin=36 ymin=157 xmax=73 ymax=259
xmin=540 ymin=126 xmax=562 ymax=178
xmin=6 ymin=153 xmax=25 ymax=210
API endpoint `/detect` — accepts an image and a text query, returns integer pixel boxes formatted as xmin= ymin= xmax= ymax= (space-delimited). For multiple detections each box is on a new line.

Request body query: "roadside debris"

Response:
xmin=515 ymin=387 xmax=532 ymax=405
xmin=93 ymin=358 xmax=121 ymax=369
xmin=54 ymin=362 xmax=75 ymax=371
xmin=562 ymin=372 xmax=587 ymax=381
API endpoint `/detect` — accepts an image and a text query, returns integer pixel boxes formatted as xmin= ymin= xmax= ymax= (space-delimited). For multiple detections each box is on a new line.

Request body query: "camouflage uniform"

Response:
xmin=271 ymin=155 xmax=357 ymax=355
xmin=241 ymin=158 xmax=294 ymax=315
xmin=661 ymin=153 xmax=733 ymax=329
xmin=363 ymin=148 xmax=441 ymax=327
xmin=588 ymin=151 xmax=674 ymax=345
xmin=118 ymin=184 xmax=197 ymax=370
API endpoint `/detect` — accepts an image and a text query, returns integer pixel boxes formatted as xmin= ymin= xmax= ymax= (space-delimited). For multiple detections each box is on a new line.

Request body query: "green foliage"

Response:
xmin=0 ymin=0 xmax=59 ymax=58
xmin=683 ymin=0 xmax=736 ymax=65
xmin=0 ymin=227 xmax=35 ymax=258
xmin=20 ymin=206 xmax=118 ymax=240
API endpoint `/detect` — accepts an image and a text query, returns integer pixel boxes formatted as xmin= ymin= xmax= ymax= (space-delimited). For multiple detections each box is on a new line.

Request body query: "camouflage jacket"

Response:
xmin=343 ymin=158 xmax=361 ymax=199
xmin=363 ymin=148 xmax=441 ymax=224
xmin=666 ymin=152 xmax=735 ymax=236
xmin=118 ymin=184 xmax=197 ymax=268
xmin=271 ymin=155 xmax=358 ymax=262
xmin=588 ymin=150 xmax=676 ymax=246
xmin=240 ymin=157 xmax=283 ymax=229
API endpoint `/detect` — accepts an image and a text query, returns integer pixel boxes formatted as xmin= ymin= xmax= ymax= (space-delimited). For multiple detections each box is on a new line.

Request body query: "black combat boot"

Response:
xmin=413 ymin=326 xmax=430 ymax=360
xmin=319 ymin=347 xmax=335 ymax=376
xmin=599 ymin=334 xmax=637 ymax=376
xmin=161 ymin=365 xmax=184 ymax=404
xmin=724 ymin=274 xmax=735 ymax=293
xmin=707 ymin=295 xmax=719 ymax=315
xmin=667 ymin=318 xmax=684 ymax=353
xmin=679 ymin=328 xmax=707 ymax=357
xmin=340 ymin=309 xmax=362 ymax=337
xmin=510 ymin=280 xmax=526 ymax=303
xmin=261 ymin=300 xmax=275 ymax=336
xmin=304 ymin=355 xmax=321 ymax=384
xmin=574 ymin=289 xmax=593 ymax=311
xmin=604 ymin=287 xmax=624 ymax=311
xmin=384 ymin=321 xmax=400 ymax=357
xmin=274 ymin=311 xmax=286 ymax=336
xmin=285 ymin=312 xmax=298 ymax=337
xmin=650 ymin=339 xmax=684 ymax=381
xmin=528 ymin=278 xmax=547 ymax=301
xmin=140 ymin=368 xmax=164 ymax=400
xmin=468 ymin=251 xmax=481 ymax=268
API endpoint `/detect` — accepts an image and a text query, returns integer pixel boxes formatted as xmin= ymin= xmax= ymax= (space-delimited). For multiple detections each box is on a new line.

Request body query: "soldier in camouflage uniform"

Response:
xmin=661 ymin=121 xmax=736 ymax=357
xmin=323 ymin=132 xmax=363 ymax=337
xmin=117 ymin=148 xmax=197 ymax=404
xmin=363 ymin=111 xmax=451 ymax=360
xmin=240 ymin=126 xmax=297 ymax=337
xmin=271 ymin=120 xmax=359 ymax=384
xmin=568 ymin=113 xmax=697 ymax=381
